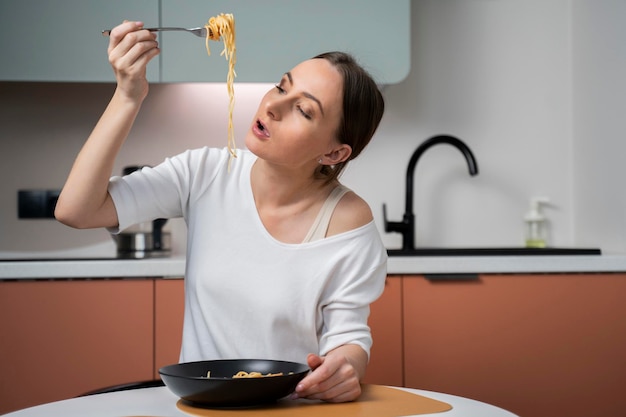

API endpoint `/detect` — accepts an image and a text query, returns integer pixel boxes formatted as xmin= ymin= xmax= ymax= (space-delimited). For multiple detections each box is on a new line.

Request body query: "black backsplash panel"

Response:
xmin=17 ymin=190 xmax=60 ymax=219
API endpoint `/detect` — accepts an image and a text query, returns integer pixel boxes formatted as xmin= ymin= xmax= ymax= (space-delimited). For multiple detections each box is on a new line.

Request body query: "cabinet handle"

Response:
xmin=423 ymin=273 xmax=479 ymax=282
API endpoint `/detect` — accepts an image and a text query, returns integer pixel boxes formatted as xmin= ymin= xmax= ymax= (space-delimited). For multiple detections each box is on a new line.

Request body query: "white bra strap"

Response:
xmin=302 ymin=185 xmax=351 ymax=243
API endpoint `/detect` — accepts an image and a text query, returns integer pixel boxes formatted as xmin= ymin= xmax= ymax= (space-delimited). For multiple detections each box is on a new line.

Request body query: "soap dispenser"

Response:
xmin=524 ymin=197 xmax=550 ymax=248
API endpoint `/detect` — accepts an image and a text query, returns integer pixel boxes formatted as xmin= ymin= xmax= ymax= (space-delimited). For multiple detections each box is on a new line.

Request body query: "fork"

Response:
xmin=101 ymin=27 xmax=211 ymax=38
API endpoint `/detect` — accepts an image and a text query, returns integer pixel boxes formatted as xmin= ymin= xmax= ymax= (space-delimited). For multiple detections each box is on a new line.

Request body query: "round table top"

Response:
xmin=4 ymin=386 xmax=519 ymax=417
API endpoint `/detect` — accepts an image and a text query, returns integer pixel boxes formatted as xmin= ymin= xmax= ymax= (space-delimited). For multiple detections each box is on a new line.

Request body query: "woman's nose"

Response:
xmin=264 ymin=97 xmax=286 ymax=120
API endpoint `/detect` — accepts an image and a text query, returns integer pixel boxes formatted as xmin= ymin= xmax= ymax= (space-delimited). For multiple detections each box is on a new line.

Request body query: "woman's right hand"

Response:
xmin=106 ymin=21 xmax=160 ymax=102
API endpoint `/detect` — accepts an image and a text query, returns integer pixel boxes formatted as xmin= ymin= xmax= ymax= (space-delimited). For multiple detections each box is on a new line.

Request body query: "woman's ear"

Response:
xmin=323 ymin=144 xmax=352 ymax=165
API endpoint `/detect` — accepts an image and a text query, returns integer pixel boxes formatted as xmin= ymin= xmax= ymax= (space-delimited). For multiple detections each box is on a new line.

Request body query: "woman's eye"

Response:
xmin=297 ymin=106 xmax=312 ymax=120
xmin=274 ymin=84 xmax=286 ymax=94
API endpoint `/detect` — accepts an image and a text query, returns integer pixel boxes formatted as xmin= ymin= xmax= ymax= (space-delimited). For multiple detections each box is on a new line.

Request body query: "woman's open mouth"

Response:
xmin=253 ymin=119 xmax=270 ymax=138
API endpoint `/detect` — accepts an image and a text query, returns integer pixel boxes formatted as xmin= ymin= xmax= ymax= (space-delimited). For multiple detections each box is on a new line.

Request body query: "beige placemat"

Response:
xmin=177 ymin=384 xmax=452 ymax=416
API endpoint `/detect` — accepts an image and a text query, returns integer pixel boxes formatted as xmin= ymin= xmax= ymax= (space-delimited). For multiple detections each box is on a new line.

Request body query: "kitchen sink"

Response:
xmin=386 ymin=247 xmax=602 ymax=256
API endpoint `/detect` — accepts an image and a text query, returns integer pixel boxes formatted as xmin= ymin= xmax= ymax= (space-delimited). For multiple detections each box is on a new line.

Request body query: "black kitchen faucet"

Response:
xmin=383 ymin=135 xmax=479 ymax=253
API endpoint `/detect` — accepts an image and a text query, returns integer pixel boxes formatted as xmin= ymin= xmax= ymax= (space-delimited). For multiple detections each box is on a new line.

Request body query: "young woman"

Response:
xmin=55 ymin=21 xmax=386 ymax=403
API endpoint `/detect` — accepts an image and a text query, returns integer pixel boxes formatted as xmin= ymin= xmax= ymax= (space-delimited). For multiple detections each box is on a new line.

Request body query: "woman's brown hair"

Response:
xmin=313 ymin=51 xmax=385 ymax=183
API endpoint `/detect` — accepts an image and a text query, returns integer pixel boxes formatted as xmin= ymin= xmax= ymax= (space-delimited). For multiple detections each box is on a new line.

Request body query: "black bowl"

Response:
xmin=159 ymin=359 xmax=310 ymax=407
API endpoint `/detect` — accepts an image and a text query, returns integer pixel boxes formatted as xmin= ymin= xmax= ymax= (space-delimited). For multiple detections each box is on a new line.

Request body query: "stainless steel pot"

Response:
xmin=112 ymin=166 xmax=172 ymax=259
xmin=114 ymin=231 xmax=171 ymax=259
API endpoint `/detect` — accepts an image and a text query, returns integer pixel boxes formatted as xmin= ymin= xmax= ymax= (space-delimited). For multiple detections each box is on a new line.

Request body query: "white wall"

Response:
xmin=1 ymin=0 xmax=624 ymax=258
xmin=347 ymin=0 xmax=575 ymax=250
xmin=571 ymin=0 xmax=626 ymax=254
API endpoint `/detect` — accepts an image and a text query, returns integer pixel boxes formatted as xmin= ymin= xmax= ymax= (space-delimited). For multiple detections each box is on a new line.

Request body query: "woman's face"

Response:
xmin=245 ymin=58 xmax=346 ymax=172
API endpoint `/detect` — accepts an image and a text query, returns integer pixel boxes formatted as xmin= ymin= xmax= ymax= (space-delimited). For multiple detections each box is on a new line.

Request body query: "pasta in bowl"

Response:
xmin=159 ymin=359 xmax=310 ymax=407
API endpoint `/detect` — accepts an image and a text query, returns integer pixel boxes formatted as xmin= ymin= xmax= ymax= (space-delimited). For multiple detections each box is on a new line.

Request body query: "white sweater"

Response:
xmin=108 ymin=147 xmax=387 ymax=364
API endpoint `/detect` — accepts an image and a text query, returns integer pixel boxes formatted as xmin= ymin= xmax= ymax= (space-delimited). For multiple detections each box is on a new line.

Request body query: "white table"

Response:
xmin=3 ymin=386 xmax=518 ymax=417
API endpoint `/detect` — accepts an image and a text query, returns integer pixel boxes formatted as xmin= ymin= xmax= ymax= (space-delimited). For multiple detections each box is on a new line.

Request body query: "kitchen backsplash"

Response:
xmin=1 ymin=0 xmax=624 ymax=258
xmin=0 ymin=82 xmax=269 ymax=258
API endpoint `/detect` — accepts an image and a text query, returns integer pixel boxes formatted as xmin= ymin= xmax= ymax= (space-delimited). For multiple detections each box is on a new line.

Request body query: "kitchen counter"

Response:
xmin=0 ymin=256 xmax=187 ymax=279
xmin=388 ymin=253 xmax=626 ymax=275
xmin=1 ymin=254 xmax=626 ymax=279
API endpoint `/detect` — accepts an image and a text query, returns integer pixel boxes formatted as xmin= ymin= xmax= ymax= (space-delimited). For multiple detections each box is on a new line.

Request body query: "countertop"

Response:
xmin=0 ymin=256 xmax=187 ymax=279
xmin=2 ymin=254 xmax=626 ymax=279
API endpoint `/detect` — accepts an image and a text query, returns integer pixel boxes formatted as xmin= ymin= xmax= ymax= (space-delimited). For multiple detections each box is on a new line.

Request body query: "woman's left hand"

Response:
xmin=293 ymin=344 xmax=368 ymax=403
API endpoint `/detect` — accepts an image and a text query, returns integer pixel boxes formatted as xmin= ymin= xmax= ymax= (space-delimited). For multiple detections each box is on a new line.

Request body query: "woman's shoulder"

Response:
xmin=326 ymin=187 xmax=373 ymax=238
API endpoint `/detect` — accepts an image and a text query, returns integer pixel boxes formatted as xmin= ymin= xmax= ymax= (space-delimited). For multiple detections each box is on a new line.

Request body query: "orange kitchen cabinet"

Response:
xmin=0 ymin=279 xmax=154 ymax=415
xmin=402 ymin=273 xmax=626 ymax=417
xmin=154 ymin=278 xmax=185 ymax=378
xmin=363 ymin=276 xmax=404 ymax=386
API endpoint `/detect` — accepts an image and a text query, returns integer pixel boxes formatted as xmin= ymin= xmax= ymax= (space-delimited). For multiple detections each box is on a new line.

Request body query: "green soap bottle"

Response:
xmin=524 ymin=197 xmax=549 ymax=248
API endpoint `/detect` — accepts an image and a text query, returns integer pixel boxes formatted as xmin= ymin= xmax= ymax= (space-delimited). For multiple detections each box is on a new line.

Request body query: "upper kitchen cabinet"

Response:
xmin=159 ymin=0 xmax=410 ymax=84
xmin=0 ymin=0 xmax=159 ymax=82
xmin=0 ymin=0 xmax=409 ymax=84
